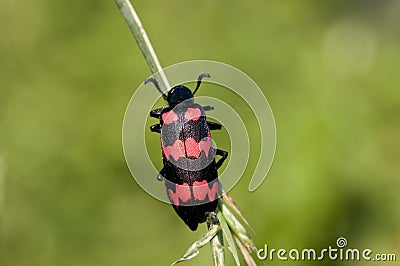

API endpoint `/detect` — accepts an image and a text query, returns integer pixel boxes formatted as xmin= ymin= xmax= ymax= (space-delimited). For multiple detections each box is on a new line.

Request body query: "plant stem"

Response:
xmin=115 ymin=0 xmax=170 ymax=93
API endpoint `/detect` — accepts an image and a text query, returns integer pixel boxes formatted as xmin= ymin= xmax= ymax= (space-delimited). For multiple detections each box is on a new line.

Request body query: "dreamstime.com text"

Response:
xmin=257 ymin=237 xmax=396 ymax=262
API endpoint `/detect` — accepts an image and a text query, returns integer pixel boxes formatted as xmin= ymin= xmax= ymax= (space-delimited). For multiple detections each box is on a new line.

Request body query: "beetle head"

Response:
xmin=167 ymin=85 xmax=194 ymax=106
xmin=145 ymin=73 xmax=210 ymax=106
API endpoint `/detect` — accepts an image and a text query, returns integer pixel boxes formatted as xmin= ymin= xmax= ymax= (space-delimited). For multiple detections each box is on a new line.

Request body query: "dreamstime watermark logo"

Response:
xmin=257 ymin=237 xmax=397 ymax=262
xmin=122 ymin=60 xmax=276 ymax=203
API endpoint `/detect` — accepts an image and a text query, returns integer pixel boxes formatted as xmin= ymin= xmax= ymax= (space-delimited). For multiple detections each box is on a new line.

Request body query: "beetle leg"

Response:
xmin=207 ymin=121 xmax=222 ymax=130
xmin=150 ymin=108 xmax=163 ymax=119
xmin=150 ymin=124 xmax=161 ymax=133
xmin=202 ymin=105 xmax=214 ymax=111
xmin=156 ymin=168 xmax=165 ymax=181
xmin=215 ymin=149 xmax=228 ymax=169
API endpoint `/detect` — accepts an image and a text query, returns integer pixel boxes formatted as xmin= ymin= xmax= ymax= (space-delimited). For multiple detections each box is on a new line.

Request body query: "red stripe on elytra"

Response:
xmin=192 ymin=180 xmax=219 ymax=202
xmin=168 ymin=181 xmax=219 ymax=205
xmin=184 ymin=107 xmax=201 ymax=121
xmin=162 ymin=110 xmax=178 ymax=125
xmin=162 ymin=140 xmax=185 ymax=161
xmin=162 ymin=134 xmax=212 ymax=161
xmin=168 ymin=183 xmax=191 ymax=205
xmin=198 ymin=133 xmax=212 ymax=157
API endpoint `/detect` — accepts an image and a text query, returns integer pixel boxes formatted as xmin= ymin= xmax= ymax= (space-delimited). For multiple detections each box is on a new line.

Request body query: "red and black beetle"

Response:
xmin=145 ymin=73 xmax=228 ymax=231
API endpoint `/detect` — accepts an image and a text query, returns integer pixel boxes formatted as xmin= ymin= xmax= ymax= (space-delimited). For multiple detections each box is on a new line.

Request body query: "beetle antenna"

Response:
xmin=193 ymin=73 xmax=211 ymax=95
xmin=145 ymin=77 xmax=167 ymax=100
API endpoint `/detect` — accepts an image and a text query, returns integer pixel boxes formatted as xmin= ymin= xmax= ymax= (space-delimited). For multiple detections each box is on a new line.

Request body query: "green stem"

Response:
xmin=115 ymin=0 xmax=170 ymax=93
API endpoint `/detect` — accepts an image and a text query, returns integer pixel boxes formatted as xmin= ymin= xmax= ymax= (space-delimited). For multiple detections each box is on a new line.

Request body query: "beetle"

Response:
xmin=145 ymin=73 xmax=228 ymax=231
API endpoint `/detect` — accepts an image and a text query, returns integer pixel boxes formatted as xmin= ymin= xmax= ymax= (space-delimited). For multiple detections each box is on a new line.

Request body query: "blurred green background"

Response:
xmin=1 ymin=0 xmax=399 ymax=265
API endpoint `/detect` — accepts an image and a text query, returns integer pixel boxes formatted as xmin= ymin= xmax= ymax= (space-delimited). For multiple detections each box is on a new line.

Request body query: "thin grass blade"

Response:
xmin=218 ymin=209 xmax=240 ymax=265
xmin=234 ymin=235 xmax=257 ymax=266
xmin=219 ymin=200 xmax=257 ymax=253
xmin=222 ymin=192 xmax=254 ymax=232
xmin=211 ymin=225 xmax=224 ymax=266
